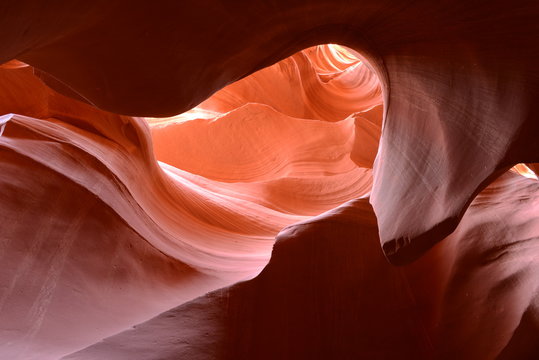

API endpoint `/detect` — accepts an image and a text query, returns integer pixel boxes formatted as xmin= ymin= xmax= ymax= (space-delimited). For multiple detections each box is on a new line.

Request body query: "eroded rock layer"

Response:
xmin=0 ymin=45 xmax=378 ymax=359
xmin=2 ymin=1 xmax=539 ymax=263
xmin=1 ymin=2 xmax=539 ymax=358
xmin=65 ymin=172 xmax=539 ymax=360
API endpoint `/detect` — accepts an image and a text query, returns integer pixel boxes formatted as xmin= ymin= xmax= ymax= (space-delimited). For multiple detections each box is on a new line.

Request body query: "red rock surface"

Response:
xmin=0 ymin=45 xmax=376 ymax=359
xmin=1 ymin=2 xmax=539 ymax=359
xmin=2 ymin=1 xmax=538 ymax=263
xmin=64 ymin=172 xmax=539 ymax=360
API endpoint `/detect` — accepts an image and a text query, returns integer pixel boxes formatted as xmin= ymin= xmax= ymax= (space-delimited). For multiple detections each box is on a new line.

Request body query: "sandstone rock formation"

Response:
xmin=65 ymin=172 xmax=539 ymax=360
xmin=3 ymin=1 xmax=538 ymax=263
xmin=1 ymin=1 xmax=538 ymax=359
xmin=0 ymin=44 xmax=378 ymax=359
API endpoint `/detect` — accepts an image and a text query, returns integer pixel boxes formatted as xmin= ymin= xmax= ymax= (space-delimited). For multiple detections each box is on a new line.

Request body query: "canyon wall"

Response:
xmin=1 ymin=1 xmax=539 ymax=359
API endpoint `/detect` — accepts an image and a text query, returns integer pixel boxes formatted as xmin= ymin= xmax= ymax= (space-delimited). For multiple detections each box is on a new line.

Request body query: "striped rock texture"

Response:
xmin=1 ymin=2 xmax=538 ymax=359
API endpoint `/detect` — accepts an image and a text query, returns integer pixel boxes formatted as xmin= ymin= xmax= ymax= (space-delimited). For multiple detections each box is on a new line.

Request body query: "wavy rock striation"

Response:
xmin=66 ymin=172 xmax=539 ymax=360
xmin=1 ymin=2 xmax=539 ymax=358
xmin=1 ymin=1 xmax=538 ymax=263
xmin=0 ymin=45 xmax=376 ymax=359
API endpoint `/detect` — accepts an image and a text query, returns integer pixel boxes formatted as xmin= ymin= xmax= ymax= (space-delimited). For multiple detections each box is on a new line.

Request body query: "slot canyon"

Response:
xmin=1 ymin=1 xmax=539 ymax=359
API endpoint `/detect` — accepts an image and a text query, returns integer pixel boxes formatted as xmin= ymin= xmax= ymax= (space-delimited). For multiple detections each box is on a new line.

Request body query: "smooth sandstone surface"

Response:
xmin=65 ymin=172 xmax=539 ymax=360
xmin=0 ymin=45 xmax=377 ymax=359
xmin=1 ymin=1 xmax=538 ymax=262
xmin=0 ymin=2 xmax=539 ymax=359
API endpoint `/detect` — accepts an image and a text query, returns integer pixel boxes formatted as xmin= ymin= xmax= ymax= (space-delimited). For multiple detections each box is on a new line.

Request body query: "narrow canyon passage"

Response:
xmin=0 ymin=44 xmax=385 ymax=359
xmin=1 ymin=1 xmax=539 ymax=359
